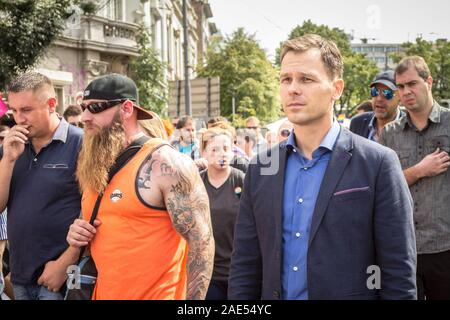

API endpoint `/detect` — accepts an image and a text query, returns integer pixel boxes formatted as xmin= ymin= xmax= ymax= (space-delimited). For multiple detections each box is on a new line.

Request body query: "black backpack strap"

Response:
xmin=88 ymin=135 xmax=150 ymax=224
xmin=80 ymin=135 xmax=152 ymax=258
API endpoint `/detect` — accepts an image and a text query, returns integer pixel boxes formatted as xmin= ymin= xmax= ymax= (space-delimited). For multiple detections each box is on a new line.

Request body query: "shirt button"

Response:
xmin=293 ymin=266 xmax=298 ymax=272
xmin=298 ymin=198 xmax=304 ymax=204
xmin=33 ymin=158 xmax=37 ymax=162
xmin=303 ymin=167 xmax=308 ymax=171
xmin=296 ymin=232 xmax=301 ymax=238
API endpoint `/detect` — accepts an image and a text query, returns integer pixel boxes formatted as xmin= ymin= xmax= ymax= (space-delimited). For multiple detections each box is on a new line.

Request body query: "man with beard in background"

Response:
xmin=66 ymin=74 xmax=214 ymax=300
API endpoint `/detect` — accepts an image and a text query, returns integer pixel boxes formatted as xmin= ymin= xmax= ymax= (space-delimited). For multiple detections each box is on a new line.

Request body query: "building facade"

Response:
xmin=35 ymin=0 xmax=217 ymax=114
xmin=351 ymin=42 xmax=404 ymax=71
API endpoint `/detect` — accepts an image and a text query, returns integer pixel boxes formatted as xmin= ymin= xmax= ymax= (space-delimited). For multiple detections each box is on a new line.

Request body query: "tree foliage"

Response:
xmin=276 ymin=20 xmax=379 ymax=117
xmin=0 ymin=0 xmax=77 ymax=90
xmin=129 ymin=26 xmax=168 ymax=117
xmin=391 ymin=37 xmax=450 ymax=101
xmin=198 ymin=28 xmax=281 ymax=126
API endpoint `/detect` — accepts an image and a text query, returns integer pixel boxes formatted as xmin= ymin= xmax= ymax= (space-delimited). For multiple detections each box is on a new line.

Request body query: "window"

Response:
xmin=102 ymin=0 xmax=123 ymax=21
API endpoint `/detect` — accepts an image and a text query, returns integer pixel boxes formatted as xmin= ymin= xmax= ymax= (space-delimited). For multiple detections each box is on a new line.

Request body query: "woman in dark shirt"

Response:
xmin=200 ymin=128 xmax=244 ymax=300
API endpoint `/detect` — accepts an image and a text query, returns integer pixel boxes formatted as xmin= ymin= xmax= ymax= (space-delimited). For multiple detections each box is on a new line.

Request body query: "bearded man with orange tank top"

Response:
xmin=66 ymin=74 xmax=214 ymax=300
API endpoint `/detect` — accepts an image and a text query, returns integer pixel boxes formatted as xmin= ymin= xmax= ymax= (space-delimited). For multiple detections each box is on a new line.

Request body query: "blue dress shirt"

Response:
xmin=281 ymin=121 xmax=341 ymax=300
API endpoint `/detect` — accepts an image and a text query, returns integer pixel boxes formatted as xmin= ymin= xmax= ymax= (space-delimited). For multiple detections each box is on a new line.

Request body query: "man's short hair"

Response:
xmin=63 ymin=105 xmax=82 ymax=120
xmin=280 ymin=34 xmax=344 ymax=80
xmin=8 ymin=72 xmax=53 ymax=95
xmin=395 ymin=56 xmax=431 ymax=81
xmin=176 ymin=116 xmax=195 ymax=129
xmin=356 ymin=101 xmax=373 ymax=113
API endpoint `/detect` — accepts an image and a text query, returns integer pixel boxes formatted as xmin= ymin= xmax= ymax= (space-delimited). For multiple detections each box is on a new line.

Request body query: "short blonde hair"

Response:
xmin=201 ymin=127 xmax=233 ymax=153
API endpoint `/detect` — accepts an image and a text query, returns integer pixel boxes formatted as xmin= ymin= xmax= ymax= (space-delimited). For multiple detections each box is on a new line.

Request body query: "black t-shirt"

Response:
xmin=200 ymin=167 xmax=244 ymax=282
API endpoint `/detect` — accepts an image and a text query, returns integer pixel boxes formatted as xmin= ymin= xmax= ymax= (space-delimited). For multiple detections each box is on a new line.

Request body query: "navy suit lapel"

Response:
xmin=308 ymin=129 xmax=354 ymax=247
xmin=363 ymin=117 xmax=370 ymax=138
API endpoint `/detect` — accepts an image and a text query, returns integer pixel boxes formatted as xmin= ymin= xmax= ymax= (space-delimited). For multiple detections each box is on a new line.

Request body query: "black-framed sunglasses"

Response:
xmin=280 ymin=129 xmax=291 ymax=138
xmin=80 ymin=99 xmax=130 ymax=114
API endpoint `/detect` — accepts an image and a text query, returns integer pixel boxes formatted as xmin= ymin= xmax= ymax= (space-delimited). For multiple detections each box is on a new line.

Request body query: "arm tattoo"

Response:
xmin=164 ymin=151 xmax=214 ymax=300
xmin=137 ymin=158 xmax=157 ymax=190
xmin=137 ymin=154 xmax=176 ymax=190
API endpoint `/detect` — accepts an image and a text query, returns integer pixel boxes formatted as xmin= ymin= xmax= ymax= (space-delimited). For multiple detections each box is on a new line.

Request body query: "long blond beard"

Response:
xmin=76 ymin=114 xmax=126 ymax=194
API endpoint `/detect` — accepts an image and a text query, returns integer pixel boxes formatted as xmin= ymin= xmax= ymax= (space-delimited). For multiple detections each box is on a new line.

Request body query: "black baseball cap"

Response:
xmin=83 ymin=73 xmax=153 ymax=119
xmin=370 ymin=70 xmax=397 ymax=91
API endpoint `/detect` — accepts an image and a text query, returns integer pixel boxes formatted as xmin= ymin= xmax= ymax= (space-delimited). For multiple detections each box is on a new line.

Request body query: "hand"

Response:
xmin=417 ymin=148 xmax=450 ymax=178
xmin=2 ymin=125 xmax=29 ymax=163
xmin=194 ymin=158 xmax=208 ymax=171
xmin=37 ymin=260 xmax=67 ymax=293
xmin=66 ymin=218 xmax=102 ymax=248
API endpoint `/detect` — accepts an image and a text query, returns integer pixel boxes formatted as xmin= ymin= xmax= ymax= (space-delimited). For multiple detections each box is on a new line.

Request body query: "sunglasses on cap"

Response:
xmin=80 ymin=99 xmax=131 ymax=114
xmin=370 ymin=87 xmax=395 ymax=101
xmin=280 ymin=129 xmax=291 ymax=138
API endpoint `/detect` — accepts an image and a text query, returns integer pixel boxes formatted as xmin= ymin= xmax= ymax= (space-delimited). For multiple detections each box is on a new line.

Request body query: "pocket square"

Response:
xmin=334 ymin=186 xmax=370 ymax=196
xmin=43 ymin=163 xmax=69 ymax=169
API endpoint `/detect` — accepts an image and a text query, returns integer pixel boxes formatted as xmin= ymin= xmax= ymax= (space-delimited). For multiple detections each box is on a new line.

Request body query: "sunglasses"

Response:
xmin=371 ymin=87 xmax=395 ymax=100
xmin=280 ymin=129 xmax=291 ymax=138
xmin=80 ymin=99 xmax=130 ymax=114
xmin=247 ymin=126 xmax=258 ymax=130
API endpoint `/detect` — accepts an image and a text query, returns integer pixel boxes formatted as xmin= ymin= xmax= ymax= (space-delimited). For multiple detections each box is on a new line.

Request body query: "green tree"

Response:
xmin=0 ymin=0 xmax=79 ymax=90
xmin=275 ymin=19 xmax=352 ymax=64
xmin=391 ymin=37 xmax=450 ymax=101
xmin=198 ymin=28 xmax=281 ymax=126
xmin=276 ymin=20 xmax=378 ymax=117
xmin=129 ymin=26 xmax=168 ymax=117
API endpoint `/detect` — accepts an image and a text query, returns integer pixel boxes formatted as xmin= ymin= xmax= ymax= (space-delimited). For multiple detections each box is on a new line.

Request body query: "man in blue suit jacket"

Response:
xmin=228 ymin=35 xmax=417 ymax=300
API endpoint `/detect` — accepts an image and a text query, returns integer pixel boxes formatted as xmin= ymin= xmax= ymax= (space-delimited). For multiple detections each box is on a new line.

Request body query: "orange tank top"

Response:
xmin=82 ymin=139 xmax=188 ymax=300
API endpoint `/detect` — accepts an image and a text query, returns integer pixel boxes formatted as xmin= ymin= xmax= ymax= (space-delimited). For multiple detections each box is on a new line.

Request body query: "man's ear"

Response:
xmin=332 ymin=78 xmax=345 ymax=101
xmin=48 ymin=97 xmax=57 ymax=113
xmin=120 ymin=100 xmax=135 ymax=120
xmin=426 ymin=76 xmax=433 ymax=91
